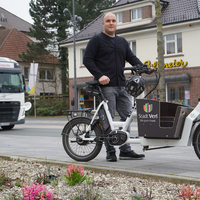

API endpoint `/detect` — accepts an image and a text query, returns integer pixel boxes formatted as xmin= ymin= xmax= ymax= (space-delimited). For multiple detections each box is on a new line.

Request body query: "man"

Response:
xmin=83 ymin=12 xmax=145 ymax=162
xmin=71 ymin=97 xmax=75 ymax=110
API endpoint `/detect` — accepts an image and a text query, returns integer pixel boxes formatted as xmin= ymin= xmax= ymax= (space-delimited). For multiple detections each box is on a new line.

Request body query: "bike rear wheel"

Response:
xmin=193 ymin=127 xmax=200 ymax=159
xmin=62 ymin=117 xmax=103 ymax=161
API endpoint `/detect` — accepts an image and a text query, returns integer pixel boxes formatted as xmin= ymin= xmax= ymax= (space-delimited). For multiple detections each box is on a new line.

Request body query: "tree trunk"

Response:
xmin=155 ymin=0 xmax=166 ymax=102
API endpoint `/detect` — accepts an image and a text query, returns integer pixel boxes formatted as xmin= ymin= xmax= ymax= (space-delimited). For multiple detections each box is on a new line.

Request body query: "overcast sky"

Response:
xmin=0 ymin=0 xmax=33 ymax=24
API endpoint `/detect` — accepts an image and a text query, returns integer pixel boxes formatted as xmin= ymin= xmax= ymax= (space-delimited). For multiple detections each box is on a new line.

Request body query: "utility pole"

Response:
xmin=63 ymin=2 xmax=82 ymax=110
xmin=155 ymin=0 xmax=166 ymax=102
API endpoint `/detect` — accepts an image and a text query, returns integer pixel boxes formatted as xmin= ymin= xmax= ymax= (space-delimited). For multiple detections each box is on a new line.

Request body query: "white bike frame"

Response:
xmin=80 ymin=99 xmax=200 ymax=149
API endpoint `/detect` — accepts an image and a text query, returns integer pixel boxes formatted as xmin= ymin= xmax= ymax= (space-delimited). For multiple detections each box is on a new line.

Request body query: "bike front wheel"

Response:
xmin=62 ymin=117 xmax=103 ymax=161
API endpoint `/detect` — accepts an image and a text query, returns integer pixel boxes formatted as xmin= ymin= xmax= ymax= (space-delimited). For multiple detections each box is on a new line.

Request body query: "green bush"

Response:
xmin=36 ymin=99 xmax=65 ymax=116
xmin=26 ymin=94 xmax=69 ymax=116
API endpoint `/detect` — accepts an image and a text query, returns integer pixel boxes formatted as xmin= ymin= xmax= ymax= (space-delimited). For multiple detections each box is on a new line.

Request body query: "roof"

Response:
xmin=0 ymin=7 xmax=32 ymax=33
xmin=0 ymin=28 xmax=59 ymax=64
xmin=60 ymin=0 xmax=200 ymax=44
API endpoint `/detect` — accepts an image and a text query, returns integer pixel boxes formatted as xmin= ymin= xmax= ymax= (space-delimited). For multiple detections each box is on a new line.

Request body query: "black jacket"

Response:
xmin=83 ymin=32 xmax=143 ymax=87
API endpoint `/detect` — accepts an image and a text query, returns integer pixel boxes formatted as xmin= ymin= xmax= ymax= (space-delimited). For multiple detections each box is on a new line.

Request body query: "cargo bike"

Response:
xmin=62 ymin=65 xmax=200 ymax=161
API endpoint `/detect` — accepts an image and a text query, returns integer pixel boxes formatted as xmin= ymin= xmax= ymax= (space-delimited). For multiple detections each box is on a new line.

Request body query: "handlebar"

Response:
xmin=124 ymin=65 xmax=156 ymax=75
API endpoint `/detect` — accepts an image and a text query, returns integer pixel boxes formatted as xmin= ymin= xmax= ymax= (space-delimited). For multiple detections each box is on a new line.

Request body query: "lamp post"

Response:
xmin=63 ymin=3 xmax=82 ymax=110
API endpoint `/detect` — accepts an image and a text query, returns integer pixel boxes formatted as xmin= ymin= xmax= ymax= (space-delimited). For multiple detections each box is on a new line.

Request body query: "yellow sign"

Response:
xmin=79 ymin=95 xmax=84 ymax=105
xmin=144 ymin=59 xmax=188 ymax=69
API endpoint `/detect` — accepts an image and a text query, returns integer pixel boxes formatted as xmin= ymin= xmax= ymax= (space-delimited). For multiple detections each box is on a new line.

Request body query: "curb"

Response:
xmin=1 ymin=154 xmax=200 ymax=185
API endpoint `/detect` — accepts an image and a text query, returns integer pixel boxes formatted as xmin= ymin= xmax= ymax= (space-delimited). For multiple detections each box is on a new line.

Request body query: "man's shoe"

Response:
xmin=106 ymin=152 xmax=117 ymax=162
xmin=119 ymin=151 xmax=145 ymax=160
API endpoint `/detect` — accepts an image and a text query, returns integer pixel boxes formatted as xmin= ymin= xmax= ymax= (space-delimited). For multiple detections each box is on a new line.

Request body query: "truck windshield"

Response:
xmin=0 ymin=73 xmax=24 ymax=93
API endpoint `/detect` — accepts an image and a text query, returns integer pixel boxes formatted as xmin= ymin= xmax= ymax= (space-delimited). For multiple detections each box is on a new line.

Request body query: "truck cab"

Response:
xmin=0 ymin=57 xmax=31 ymax=130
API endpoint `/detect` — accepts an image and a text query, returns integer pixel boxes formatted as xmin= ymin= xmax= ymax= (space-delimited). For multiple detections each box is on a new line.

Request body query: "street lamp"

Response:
xmin=63 ymin=4 xmax=82 ymax=111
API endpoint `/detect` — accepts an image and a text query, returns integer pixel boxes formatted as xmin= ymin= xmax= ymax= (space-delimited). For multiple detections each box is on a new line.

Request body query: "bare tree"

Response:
xmin=155 ymin=0 xmax=166 ymax=102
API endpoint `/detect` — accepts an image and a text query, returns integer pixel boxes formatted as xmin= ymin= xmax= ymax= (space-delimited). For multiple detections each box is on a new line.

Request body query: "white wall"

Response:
xmin=182 ymin=29 xmax=200 ymax=67
xmin=68 ymin=41 xmax=95 ymax=79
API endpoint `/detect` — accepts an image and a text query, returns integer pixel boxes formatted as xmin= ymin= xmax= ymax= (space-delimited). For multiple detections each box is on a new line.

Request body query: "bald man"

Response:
xmin=83 ymin=12 xmax=145 ymax=162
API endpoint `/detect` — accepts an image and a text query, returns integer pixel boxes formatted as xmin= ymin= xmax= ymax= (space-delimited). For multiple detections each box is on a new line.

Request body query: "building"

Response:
xmin=0 ymin=7 xmax=62 ymax=95
xmin=0 ymin=7 xmax=31 ymax=33
xmin=60 ymin=0 xmax=200 ymax=109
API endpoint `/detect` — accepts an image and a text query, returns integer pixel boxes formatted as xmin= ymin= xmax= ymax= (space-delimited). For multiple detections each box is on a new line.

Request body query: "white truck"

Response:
xmin=0 ymin=57 xmax=31 ymax=130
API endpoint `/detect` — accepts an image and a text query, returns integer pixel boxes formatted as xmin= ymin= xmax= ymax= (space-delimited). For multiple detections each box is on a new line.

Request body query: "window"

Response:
xmin=167 ymin=82 xmax=190 ymax=106
xmin=24 ymin=67 xmax=29 ymax=80
xmin=0 ymin=73 xmax=24 ymax=92
xmin=131 ymin=8 xmax=142 ymax=20
xmin=129 ymin=41 xmax=136 ymax=55
xmin=39 ymin=69 xmax=54 ymax=81
xmin=168 ymin=87 xmax=175 ymax=101
xmin=116 ymin=13 xmax=122 ymax=23
xmin=81 ymin=49 xmax=86 ymax=65
xmin=163 ymin=33 xmax=182 ymax=55
xmin=146 ymin=84 xmax=159 ymax=100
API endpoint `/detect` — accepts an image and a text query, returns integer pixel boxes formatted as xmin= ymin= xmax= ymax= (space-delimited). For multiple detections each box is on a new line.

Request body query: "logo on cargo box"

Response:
xmin=143 ymin=103 xmax=153 ymax=113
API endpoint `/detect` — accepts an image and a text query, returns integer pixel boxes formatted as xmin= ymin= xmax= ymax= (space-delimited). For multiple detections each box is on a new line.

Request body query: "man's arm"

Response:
xmin=83 ymin=36 xmax=104 ymax=81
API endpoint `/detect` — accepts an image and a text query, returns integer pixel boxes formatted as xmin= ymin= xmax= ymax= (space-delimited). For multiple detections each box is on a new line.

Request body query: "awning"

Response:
xmin=143 ymin=73 xmax=191 ymax=84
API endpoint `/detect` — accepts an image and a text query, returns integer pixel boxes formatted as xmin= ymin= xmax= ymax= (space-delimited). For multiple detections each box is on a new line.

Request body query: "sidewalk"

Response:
xmin=25 ymin=110 xmax=137 ymax=123
xmin=1 ymin=116 xmax=200 ymax=183
xmin=25 ymin=115 xmax=68 ymax=124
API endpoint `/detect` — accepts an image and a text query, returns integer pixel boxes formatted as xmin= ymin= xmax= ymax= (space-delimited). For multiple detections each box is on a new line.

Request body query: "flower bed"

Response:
xmin=0 ymin=158 xmax=199 ymax=200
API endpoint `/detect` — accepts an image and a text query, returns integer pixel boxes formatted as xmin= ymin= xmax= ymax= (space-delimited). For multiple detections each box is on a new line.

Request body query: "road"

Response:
xmin=0 ymin=116 xmax=138 ymax=161
xmin=0 ymin=116 xmax=200 ymax=182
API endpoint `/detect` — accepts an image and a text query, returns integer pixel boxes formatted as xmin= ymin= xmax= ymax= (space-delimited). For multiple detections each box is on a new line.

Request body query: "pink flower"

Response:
xmin=178 ymin=185 xmax=200 ymax=199
xmin=21 ymin=181 xmax=54 ymax=200
xmin=64 ymin=164 xmax=87 ymax=186
xmin=66 ymin=164 xmax=85 ymax=177
xmin=78 ymin=165 xmax=84 ymax=176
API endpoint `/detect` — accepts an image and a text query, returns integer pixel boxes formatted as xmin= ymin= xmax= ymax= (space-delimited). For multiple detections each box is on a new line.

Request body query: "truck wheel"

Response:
xmin=1 ymin=125 xmax=15 ymax=130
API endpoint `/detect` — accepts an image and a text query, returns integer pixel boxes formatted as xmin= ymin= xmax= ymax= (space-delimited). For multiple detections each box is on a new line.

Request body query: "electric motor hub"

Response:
xmin=108 ymin=130 xmax=128 ymax=146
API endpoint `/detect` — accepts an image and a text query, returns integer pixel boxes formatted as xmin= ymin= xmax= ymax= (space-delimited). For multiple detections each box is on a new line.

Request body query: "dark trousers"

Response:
xmin=101 ymin=86 xmax=133 ymax=153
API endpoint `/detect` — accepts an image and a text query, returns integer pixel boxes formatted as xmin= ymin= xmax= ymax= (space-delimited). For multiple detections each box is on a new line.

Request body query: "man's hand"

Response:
xmin=98 ymin=75 xmax=110 ymax=85
xmin=147 ymin=66 xmax=155 ymax=74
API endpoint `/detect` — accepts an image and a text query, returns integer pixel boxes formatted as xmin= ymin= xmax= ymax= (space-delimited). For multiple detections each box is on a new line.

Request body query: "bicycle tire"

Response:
xmin=62 ymin=117 xmax=103 ymax=161
xmin=193 ymin=126 xmax=200 ymax=159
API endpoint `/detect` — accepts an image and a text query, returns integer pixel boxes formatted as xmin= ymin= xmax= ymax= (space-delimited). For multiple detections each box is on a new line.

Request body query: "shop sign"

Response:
xmin=144 ymin=59 xmax=188 ymax=69
xmin=79 ymin=95 xmax=84 ymax=105
xmin=185 ymin=91 xmax=190 ymax=100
